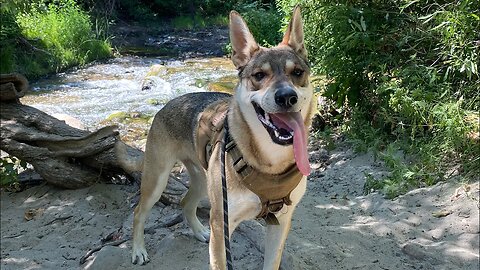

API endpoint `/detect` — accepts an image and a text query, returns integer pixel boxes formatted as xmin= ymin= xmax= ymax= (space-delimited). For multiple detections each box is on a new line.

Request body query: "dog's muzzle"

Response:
xmin=252 ymin=102 xmax=294 ymax=145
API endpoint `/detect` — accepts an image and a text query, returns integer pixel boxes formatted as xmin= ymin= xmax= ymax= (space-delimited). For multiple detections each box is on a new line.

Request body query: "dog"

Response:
xmin=129 ymin=6 xmax=314 ymax=270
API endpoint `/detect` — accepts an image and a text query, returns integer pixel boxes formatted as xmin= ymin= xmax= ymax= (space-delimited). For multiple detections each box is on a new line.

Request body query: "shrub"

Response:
xmin=0 ymin=0 xmax=112 ymax=78
xmin=277 ymin=0 xmax=479 ymax=196
xmin=235 ymin=2 xmax=283 ymax=47
xmin=1 ymin=156 xmax=28 ymax=187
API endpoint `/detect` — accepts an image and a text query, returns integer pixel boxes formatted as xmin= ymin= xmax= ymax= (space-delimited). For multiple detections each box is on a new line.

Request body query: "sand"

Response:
xmin=1 ymin=138 xmax=478 ymax=270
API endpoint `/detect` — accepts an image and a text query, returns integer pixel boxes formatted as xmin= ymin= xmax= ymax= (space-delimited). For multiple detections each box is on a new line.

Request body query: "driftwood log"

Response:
xmin=1 ymin=73 xmax=28 ymax=102
xmin=0 ymin=73 xmax=144 ymax=189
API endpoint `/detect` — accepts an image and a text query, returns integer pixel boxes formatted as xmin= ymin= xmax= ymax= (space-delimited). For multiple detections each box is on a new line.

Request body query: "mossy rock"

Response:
xmin=104 ymin=111 xmax=153 ymax=125
xmin=105 ymin=111 xmax=129 ymax=121
xmin=207 ymin=75 xmax=237 ymax=94
xmin=184 ymin=58 xmax=235 ymax=70
xmin=119 ymin=46 xmax=178 ymax=57
xmin=147 ymin=98 xmax=161 ymax=105
xmin=194 ymin=78 xmax=209 ymax=88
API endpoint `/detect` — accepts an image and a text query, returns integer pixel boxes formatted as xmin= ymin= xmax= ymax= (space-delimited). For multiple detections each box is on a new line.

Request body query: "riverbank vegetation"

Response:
xmin=1 ymin=0 xmax=478 ymax=197
xmin=0 ymin=0 xmax=112 ymax=79
xmin=276 ymin=0 xmax=479 ymax=197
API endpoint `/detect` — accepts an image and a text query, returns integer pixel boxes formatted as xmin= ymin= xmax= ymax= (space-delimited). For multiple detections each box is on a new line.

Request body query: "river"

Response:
xmin=22 ymin=56 xmax=237 ymax=130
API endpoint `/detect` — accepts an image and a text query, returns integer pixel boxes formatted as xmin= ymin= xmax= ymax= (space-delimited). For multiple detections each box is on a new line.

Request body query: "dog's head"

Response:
xmin=229 ymin=7 xmax=313 ymax=175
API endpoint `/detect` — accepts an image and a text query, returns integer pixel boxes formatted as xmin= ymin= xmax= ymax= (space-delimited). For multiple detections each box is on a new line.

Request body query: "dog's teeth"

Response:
xmin=274 ymin=130 xmax=280 ymax=138
xmin=279 ymin=134 xmax=293 ymax=140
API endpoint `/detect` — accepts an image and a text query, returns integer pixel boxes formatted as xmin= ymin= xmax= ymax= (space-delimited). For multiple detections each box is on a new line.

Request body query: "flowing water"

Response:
xmin=23 ymin=56 xmax=237 ymax=129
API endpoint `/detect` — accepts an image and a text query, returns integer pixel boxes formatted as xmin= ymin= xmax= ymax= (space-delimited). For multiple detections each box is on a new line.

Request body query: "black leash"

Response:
xmin=221 ymin=117 xmax=234 ymax=270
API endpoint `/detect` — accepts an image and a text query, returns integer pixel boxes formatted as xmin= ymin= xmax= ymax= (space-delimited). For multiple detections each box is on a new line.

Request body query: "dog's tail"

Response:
xmin=115 ymin=141 xmax=144 ymax=174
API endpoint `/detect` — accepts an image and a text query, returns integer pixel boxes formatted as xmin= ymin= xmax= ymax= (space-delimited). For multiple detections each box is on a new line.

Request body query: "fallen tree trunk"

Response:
xmin=0 ymin=74 xmax=144 ymax=189
xmin=0 ymin=73 xmax=28 ymax=102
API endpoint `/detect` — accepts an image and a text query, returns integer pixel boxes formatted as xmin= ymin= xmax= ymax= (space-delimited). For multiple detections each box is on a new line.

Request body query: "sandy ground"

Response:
xmin=1 ymin=136 xmax=478 ymax=270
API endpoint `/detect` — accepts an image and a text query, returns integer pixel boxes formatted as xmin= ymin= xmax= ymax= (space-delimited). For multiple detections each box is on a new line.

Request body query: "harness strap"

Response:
xmin=221 ymin=117 xmax=234 ymax=270
xmin=199 ymin=101 xmax=302 ymax=227
xmin=224 ymin=131 xmax=300 ymax=225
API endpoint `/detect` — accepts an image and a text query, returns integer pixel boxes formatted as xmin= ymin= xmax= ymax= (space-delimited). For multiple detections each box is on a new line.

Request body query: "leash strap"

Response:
xmin=221 ymin=117 xmax=234 ymax=270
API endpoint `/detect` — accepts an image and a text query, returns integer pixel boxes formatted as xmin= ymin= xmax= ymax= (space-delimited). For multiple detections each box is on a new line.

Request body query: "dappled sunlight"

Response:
xmin=1 ymin=184 xmax=134 ymax=269
xmin=314 ymin=203 xmax=351 ymax=211
xmin=0 ymin=257 xmax=41 ymax=270
xmin=44 ymin=203 xmax=74 ymax=214
xmin=289 ymin=141 xmax=478 ymax=269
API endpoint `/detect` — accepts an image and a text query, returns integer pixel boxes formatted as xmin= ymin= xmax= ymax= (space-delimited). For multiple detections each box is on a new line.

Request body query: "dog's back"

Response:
xmin=150 ymin=92 xmax=231 ymax=148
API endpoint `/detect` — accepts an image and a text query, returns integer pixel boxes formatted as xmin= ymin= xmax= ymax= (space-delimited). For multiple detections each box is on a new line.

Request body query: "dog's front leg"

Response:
xmin=263 ymin=177 xmax=307 ymax=270
xmin=209 ymin=207 xmax=227 ymax=270
xmin=207 ymin=147 xmax=228 ymax=270
xmin=209 ymin=190 xmax=261 ymax=270
xmin=263 ymin=208 xmax=294 ymax=270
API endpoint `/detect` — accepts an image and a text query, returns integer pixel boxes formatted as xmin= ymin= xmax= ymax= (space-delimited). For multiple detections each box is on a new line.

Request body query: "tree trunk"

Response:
xmin=0 ymin=74 xmax=143 ymax=189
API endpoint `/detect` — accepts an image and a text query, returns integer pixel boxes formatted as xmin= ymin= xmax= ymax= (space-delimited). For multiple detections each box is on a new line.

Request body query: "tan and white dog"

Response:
xmin=129 ymin=7 xmax=315 ymax=270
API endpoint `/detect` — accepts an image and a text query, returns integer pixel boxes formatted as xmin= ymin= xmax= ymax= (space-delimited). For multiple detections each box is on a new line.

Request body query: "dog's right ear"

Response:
xmin=229 ymin=11 xmax=259 ymax=69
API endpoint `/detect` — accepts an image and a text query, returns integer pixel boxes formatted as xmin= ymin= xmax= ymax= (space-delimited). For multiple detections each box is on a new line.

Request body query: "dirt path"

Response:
xmin=1 ymin=137 xmax=478 ymax=270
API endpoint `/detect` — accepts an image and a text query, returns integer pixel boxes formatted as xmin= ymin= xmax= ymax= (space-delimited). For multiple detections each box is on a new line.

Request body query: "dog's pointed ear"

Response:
xmin=229 ymin=11 xmax=259 ymax=69
xmin=281 ymin=6 xmax=307 ymax=59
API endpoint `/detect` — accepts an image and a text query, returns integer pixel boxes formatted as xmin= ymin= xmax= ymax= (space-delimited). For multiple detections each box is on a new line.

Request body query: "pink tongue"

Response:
xmin=270 ymin=112 xmax=310 ymax=176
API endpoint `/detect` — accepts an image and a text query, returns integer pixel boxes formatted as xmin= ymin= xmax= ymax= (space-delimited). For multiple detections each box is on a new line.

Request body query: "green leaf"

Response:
xmin=360 ymin=16 xmax=366 ymax=31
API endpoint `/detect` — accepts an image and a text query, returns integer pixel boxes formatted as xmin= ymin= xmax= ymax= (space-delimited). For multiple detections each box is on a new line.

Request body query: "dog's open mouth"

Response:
xmin=252 ymin=102 xmax=294 ymax=145
xmin=252 ymin=101 xmax=311 ymax=175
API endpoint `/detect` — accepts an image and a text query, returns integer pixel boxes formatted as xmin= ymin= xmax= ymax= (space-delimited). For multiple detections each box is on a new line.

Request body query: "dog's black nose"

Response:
xmin=275 ymin=87 xmax=298 ymax=108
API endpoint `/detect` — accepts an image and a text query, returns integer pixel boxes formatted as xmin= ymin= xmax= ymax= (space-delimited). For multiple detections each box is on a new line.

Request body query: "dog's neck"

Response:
xmin=228 ymin=101 xmax=297 ymax=175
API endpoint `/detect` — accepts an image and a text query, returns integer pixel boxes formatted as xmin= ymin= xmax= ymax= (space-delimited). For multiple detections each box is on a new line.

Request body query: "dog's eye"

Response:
xmin=292 ymin=68 xmax=304 ymax=77
xmin=253 ymin=72 xmax=266 ymax=81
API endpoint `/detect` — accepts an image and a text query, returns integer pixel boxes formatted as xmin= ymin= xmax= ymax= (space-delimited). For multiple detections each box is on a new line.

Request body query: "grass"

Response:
xmin=0 ymin=0 xmax=112 ymax=79
xmin=347 ymin=109 xmax=479 ymax=199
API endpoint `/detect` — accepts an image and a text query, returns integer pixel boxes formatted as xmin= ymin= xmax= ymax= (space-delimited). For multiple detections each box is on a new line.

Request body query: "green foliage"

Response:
xmin=1 ymin=156 xmax=28 ymax=186
xmin=223 ymin=1 xmax=283 ymax=55
xmin=276 ymin=0 xmax=480 ymax=197
xmin=363 ymin=143 xmax=439 ymax=199
xmin=235 ymin=2 xmax=283 ymax=47
xmin=115 ymin=0 xmax=238 ymax=21
xmin=0 ymin=0 xmax=112 ymax=78
xmin=116 ymin=0 xmax=157 ymax=22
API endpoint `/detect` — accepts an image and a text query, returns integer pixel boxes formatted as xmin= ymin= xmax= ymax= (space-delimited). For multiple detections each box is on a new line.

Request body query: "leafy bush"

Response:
xmin=277 ymin=0 xmax=479 ymax=196
xmin=1 ymin=156 xmax=28 ymax=187
xmin=0 ymin=0 xmax=112 ymax=78
xmin=115 ymin=0 xmax=237 ymax=21
xmin=234 ymin=2 xmax=283 ymax=47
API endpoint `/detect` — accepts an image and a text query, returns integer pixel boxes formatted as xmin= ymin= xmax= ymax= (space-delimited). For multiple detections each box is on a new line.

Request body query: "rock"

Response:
xmin=401 ymin=243 xmax=425 ymax=260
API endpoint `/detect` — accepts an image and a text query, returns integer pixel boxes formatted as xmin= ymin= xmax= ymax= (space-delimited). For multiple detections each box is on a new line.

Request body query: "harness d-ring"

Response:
xmin=221 ymin=116 xmax=234 ymax=270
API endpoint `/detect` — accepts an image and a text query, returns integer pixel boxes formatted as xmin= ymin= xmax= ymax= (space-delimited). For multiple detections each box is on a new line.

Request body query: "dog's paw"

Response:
xmin=131 ymin=247 xmax=150 ymax=265
xmin=193 ymin=227 xmax=210 ymax=243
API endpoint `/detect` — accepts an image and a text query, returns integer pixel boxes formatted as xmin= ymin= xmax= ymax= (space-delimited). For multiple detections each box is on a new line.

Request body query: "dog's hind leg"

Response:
xmin=181 ymin=160 xmax=210 ymax=242
xmin=131 ymin=145 xmax=177 ymax=265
